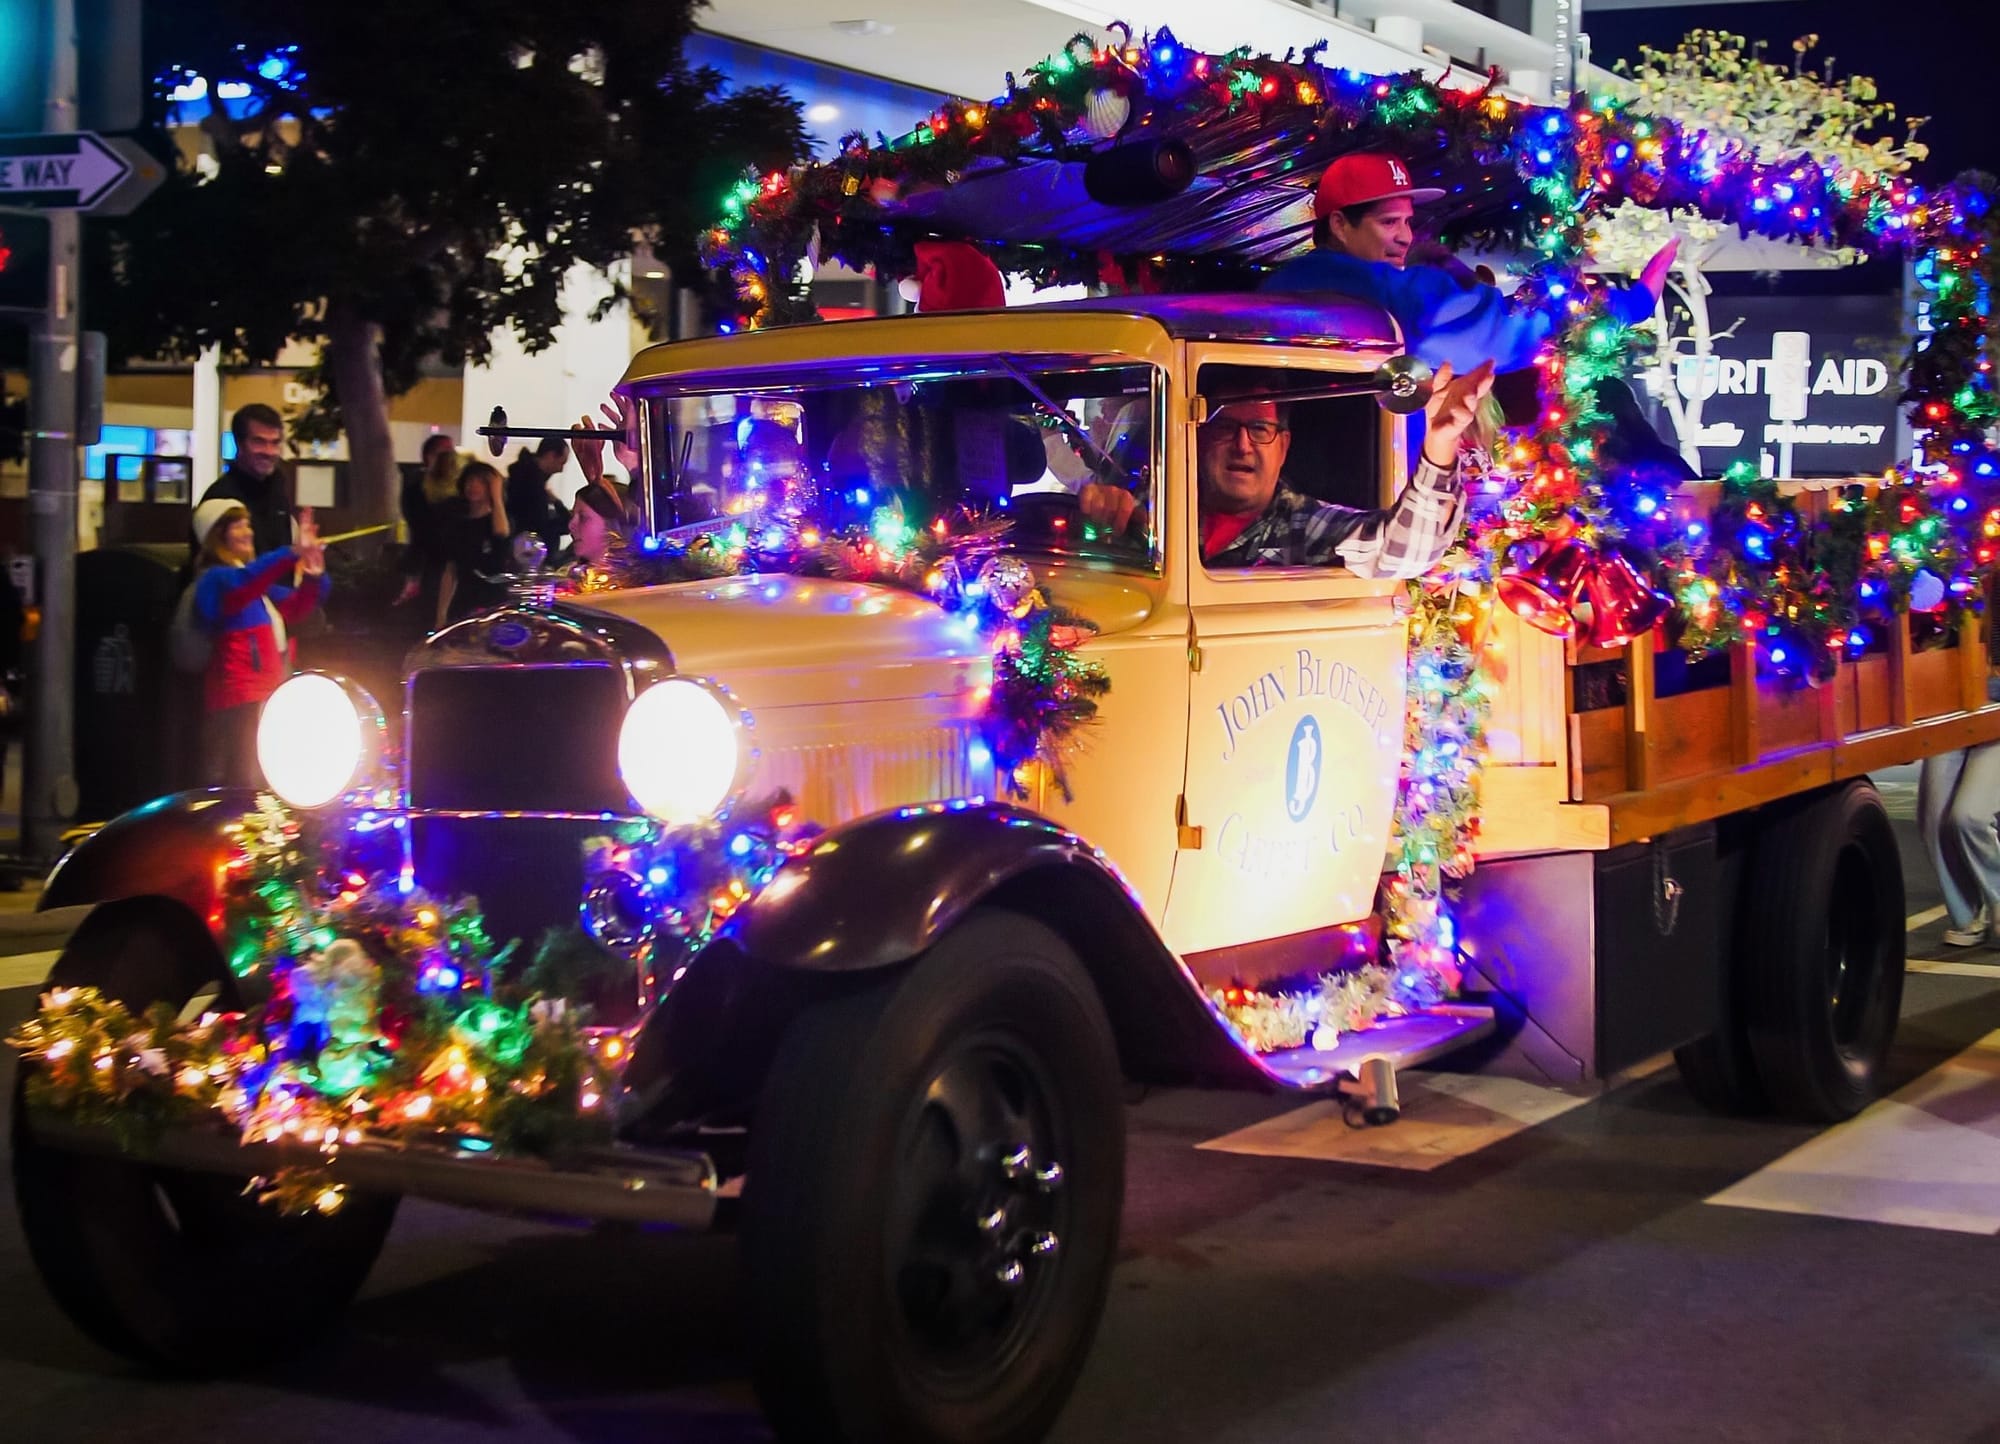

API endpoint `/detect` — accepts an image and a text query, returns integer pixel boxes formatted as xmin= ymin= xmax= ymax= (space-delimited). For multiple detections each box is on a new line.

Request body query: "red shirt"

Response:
xmin=1200 ymin=509 xmax=1259 ymax=561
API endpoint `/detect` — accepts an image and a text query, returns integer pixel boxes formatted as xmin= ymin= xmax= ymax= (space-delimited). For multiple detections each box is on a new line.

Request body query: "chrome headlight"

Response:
xmin=256 ymin=673 xmax=385 ymax=809
xmin=616 ymin=677 xmax=753 ymax=826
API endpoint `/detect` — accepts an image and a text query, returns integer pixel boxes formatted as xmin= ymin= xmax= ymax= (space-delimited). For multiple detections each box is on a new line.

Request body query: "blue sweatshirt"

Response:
xmin=1261 ymin=249 xmax=1656 ymax=374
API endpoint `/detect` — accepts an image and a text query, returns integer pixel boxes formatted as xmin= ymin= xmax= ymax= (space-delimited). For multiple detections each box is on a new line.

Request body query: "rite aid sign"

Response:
xmin=1664 ymin=295 xmax=1901 ymax=472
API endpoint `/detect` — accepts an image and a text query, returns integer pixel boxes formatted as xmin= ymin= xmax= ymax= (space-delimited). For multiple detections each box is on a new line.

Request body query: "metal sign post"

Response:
xmin=23 ymin=0 xmax=82 ymax=857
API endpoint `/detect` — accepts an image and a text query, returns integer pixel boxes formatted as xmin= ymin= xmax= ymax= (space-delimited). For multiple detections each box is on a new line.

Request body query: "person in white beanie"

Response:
xmin=189 ymin=496 xmax=326 ymax=788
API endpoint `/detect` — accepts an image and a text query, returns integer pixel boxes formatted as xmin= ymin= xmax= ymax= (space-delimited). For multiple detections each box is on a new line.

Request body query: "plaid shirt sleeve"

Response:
xmin=1201 ymin=460 xmax=1466 ymax=573
xmin=1313 ymin=459 xmax=1464 ymax=578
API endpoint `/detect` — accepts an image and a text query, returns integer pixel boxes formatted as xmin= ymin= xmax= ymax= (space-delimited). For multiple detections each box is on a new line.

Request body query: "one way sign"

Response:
xmin=0 ymin=132 xmax=145 ymax=211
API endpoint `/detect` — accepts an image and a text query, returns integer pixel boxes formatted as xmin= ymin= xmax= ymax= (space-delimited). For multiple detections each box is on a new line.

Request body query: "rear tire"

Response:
xmin=1673 ymin=1025 xmax=1766 ymax=1116
xmin=12 ymin=898 xmax=397 ymax=1372
xmin=742 ymin=909 xmax=1124 ymax=1444
xmin=1739 ymin=782 xmax=1905 ymax=1122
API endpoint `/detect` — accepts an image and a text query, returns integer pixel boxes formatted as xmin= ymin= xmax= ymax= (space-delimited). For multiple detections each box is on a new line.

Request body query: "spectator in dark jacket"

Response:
xmin=506 ymin=437 xmax=571 ymax=560
xmin=190 ymin=496 xmax=328 ymax=788
xmin=203 ymin=404 xmax=293 ymax=557
xmin=397 ymin=432 xmax=459 ymax=614
xmin=438 ymin=461 xmax=513 ymax=625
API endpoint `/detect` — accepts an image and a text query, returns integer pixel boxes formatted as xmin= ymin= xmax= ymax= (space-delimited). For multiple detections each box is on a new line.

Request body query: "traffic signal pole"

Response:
xmin=24 ymin=0 xmax=80 ymax=858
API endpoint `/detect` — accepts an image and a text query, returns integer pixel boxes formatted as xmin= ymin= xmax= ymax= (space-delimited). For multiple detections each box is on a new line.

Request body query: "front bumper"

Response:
xmin=27 ymin=1113 xmax=720 ymax=1230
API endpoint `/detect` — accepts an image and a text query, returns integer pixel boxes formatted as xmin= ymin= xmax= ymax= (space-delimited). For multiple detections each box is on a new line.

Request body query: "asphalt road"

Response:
xmin=6 ymin=776 xmax=2000 ymax=1443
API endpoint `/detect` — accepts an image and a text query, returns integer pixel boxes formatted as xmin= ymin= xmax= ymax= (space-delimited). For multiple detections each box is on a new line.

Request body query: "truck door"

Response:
xmin=1161 ymin=368 xmax=1411 ymax=959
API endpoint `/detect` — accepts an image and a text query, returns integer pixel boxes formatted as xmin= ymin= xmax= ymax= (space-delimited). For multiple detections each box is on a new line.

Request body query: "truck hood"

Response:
xmin=563 ymin=565 xmax=1160 ymax=709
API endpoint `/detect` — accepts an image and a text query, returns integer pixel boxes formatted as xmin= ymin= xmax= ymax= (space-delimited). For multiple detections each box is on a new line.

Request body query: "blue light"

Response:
xmin=434 ymin=965 xmax=461 ymax=991
xmin=852 ymin=487 xmax=871 ymax=505
xmin=640 ymin=534 xmax=662 ymax=552
xmin=1535 ymin=148 xmax=1554 ymax=166
xmin=1542 ymin=114 xmax=1563 ymax=135
xmin=728 ymin=833 xmax=753 ymax=857
xmin=1770 ymin=645 xmax=1789 ymax=666
xmin=647 ymin=866 xmax=670 ymax=887
xmin=968 ymin=740 xmax=994 ymax=772
xmin=1634 ymin=493 xmax=1659 ymax=517
xmin=1155 ymin=45 xmax=1175 ymax=64
xmin=1848 ymin=628 xmax=1869 ymax=648
xmin=1742 ymin=528 xmax=1769 ymax=560
xmin=1685 ymin=521 xmax=1705 ymax=540
xmin=1952 ymin=496 xmax=1970 ymax=512
xmin=718 ymin=322 xmax=735 ymax=334
xmin=1610 ymin=142 xmax=1631 ymax=163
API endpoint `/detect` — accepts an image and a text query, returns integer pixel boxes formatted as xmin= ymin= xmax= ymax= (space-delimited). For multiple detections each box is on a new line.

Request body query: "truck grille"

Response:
xmin=406 ymin=664 xmax=631 ymax=814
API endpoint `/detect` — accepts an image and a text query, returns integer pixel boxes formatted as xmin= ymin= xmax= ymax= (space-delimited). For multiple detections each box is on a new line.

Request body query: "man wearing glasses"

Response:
xmin=1081 ymin=358 xmax=1494 ymax=577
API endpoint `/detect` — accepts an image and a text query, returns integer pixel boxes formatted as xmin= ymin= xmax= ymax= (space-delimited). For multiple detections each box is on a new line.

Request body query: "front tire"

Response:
xmin=1740 ymin=781 xmax=1905 ymax=1122
xmin=743 ymin=910 xmax=1125 ymax=1444
xmin=12 ymin=898 xmax=397 ymax=1372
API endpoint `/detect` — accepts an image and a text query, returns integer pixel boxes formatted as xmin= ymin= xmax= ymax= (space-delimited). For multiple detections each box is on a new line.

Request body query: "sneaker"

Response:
xmin=1944 ymin=918 xmax=1990 ymax=948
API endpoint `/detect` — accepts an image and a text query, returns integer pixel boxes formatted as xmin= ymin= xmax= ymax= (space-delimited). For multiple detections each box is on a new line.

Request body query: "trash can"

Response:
xmin=74 ymin=545 xmax=192 ymax=821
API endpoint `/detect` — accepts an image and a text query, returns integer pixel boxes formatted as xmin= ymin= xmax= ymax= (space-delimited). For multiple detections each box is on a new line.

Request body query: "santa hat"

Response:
xmin=192 ymin=496 xmax=249 ymax=545
xmin=911 ymin=240 xmax=1006 ymax=312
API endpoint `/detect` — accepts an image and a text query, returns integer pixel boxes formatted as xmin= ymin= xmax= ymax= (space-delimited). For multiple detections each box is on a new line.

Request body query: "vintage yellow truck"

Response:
xmin=13 ymin=38 xmax=1995 ymax=1444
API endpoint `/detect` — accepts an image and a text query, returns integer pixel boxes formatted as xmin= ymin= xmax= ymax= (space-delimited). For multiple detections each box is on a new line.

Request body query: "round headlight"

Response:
xmin=256 ymin=673 xmax=384 ymax=809
xmin=617 ymin=677 xmax=752 ymax=826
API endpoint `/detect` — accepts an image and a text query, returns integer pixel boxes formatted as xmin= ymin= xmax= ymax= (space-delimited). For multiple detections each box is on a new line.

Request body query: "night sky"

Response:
xmin=1581 ymin=0 xmax=1988 ymax=186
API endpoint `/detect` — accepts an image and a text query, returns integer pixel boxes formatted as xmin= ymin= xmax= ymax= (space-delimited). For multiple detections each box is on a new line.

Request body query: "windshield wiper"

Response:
xmin=990 ymin=355 xmax=1137 ymax=491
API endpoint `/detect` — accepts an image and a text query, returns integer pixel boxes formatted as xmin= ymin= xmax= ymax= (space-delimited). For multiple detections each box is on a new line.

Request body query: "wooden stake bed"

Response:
xmin=1474 ymin=478 xmax=2000 ymax=856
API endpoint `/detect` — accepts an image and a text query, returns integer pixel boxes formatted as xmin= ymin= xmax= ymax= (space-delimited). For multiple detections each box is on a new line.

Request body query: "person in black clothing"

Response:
xmin=437 ymin=460 xmax=514 ymax=625
xmin=505 ymin=437 xmax=570 ymax=560
xmin=202 ymin=404 xmax=293 ymax=556
xmin=397 ymin=432 xmax=458 ymax=615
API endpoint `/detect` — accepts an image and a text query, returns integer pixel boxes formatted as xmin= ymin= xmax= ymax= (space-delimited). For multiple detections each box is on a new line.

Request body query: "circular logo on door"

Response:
xmin=1283 ymin=714 xmax=1322 ymax=823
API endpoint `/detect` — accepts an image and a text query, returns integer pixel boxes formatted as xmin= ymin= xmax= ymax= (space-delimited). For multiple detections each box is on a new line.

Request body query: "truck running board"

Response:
xmin=26 ymin=1115 xmax=720 ymax=1230
xmin=1257 ymin=1003 xmax=1496 ymax=1092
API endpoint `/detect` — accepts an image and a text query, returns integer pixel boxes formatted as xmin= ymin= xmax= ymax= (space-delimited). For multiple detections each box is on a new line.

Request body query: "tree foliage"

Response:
xmin=1592 ymin=29 xmax=1926 ymax=274
xmin=91 ymin=1 xmax=806 ymax=509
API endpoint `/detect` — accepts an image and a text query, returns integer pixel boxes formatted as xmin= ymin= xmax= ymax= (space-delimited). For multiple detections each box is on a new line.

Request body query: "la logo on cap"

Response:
xmin=1388 ymin=159 xmax=1410 ymax=186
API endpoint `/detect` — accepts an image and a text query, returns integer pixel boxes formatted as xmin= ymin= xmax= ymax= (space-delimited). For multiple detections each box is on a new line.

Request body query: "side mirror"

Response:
xmin=1373 ymin=355 xmax=1433 ymax=415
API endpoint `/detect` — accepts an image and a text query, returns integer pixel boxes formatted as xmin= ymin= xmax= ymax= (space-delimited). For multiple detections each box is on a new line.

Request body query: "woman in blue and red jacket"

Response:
xmin=191 ymin=495 xmax=328 ymax=788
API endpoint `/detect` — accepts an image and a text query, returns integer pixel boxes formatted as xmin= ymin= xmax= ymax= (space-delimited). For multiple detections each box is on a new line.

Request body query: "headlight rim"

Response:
xmin=255 ymin=671 xmax=387 ymax=810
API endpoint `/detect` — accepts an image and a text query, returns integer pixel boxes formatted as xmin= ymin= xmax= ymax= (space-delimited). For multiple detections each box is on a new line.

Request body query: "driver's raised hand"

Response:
xmin=1419 ymin=360 xmax=1497 ymax=468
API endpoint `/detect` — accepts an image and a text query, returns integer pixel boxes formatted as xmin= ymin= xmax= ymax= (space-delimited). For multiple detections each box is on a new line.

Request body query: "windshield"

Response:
xmin=635 ymin=359 xmax=1161 ymax=569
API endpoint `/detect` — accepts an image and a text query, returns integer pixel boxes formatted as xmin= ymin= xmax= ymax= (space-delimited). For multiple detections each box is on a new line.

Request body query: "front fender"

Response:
xmin=729 ymin=801 xmax=1121 ymax=972
xmin=39 ymin=789 xmax=263 ymax=935
xmin=616 ymin=802 xmax=1268 ymax=1146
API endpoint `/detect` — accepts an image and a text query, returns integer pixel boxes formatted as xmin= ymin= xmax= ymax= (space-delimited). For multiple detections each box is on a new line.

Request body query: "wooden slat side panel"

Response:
xmin=1851 ymin=655 xmax=1892 ymax=736
xmin=1649 ymin=687 xmax=1734 ymax=784
xmin=1758 ymin=677 xmax=1824 ymax=756
xmin=1575 ymin=706 xmax=1628 ymax=800
xmin=1480 ymin=608 xmax=1569 ymax=767
xmin=1474 ymin=765 xmax=1611 ymax=857
xmin=1911 ymin=644 xmax=1962 ymax=720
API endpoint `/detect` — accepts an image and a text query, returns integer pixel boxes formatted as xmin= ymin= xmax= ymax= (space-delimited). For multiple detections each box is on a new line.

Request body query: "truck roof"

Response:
xmin=623 ymin=291 xmax=1403 ymax=389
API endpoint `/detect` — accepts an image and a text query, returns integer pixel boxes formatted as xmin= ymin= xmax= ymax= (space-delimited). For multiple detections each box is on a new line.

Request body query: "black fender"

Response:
xmin=39 ymin=789 xmax=264 ymax=940
xmin=616 ymin=801 xmax=1268 ymax=1146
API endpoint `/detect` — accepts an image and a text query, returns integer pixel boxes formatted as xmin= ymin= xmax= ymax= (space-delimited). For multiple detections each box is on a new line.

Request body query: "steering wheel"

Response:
xmin=1005 ymin=487 xmax=1144 ymax=550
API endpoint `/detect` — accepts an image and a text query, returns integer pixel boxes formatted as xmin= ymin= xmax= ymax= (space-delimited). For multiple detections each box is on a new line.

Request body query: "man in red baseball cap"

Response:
xmin=1309 ymin=152 xmax=1445 ymax=267
xmin=1265 ymin=149 xmax=1676 ymax=377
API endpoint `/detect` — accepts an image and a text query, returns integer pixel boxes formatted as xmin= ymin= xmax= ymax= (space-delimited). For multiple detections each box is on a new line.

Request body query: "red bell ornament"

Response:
xmin=1495 ymin=539 xmax=1593 ymax=638
xmin=1582 ymin=544 xmax=1672 ymax=648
